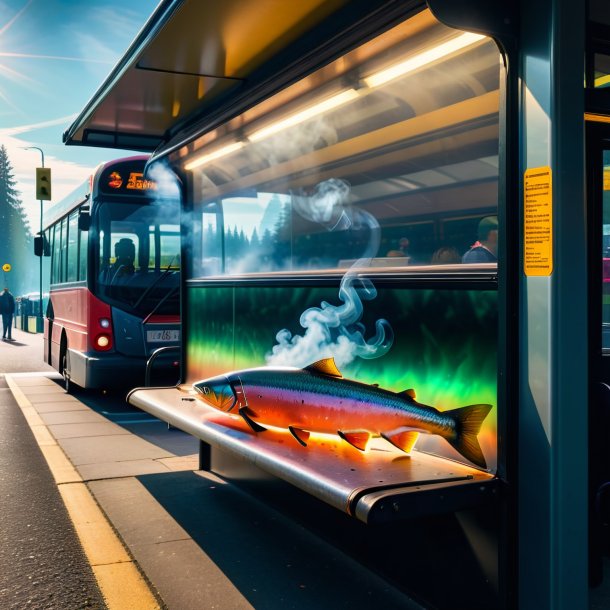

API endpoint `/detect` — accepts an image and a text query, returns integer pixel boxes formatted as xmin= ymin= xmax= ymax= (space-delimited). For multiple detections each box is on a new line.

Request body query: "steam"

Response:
xmin=266 ymin=178 xmax=393 ymax=368
xmin=147 ymin=161 xmax=181 ymax=202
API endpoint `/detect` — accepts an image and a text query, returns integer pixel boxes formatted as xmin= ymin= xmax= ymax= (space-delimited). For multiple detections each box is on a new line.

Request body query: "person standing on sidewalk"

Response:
xmin=0 ymin=287 xmax=15 ymax=341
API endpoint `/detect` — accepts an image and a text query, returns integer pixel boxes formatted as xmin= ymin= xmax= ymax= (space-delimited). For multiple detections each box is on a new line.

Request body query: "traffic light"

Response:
xmin=36 ymin=167 xmax=51 ymax=201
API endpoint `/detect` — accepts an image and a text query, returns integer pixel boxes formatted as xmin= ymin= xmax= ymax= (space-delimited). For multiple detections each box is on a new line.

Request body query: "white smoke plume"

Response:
xmin=147 ymin=161 xmax=182 ymax=201
xmin=266 ymin=178 xmax=393 ymax=368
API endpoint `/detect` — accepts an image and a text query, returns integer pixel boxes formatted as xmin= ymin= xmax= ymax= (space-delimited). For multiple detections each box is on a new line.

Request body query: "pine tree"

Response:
xmin=0 ymin=145 xmax=36 ymax=295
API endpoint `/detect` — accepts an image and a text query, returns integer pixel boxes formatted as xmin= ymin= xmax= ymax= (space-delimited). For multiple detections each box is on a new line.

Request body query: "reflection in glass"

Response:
xmin=185 ymin=9 xmax=502 ymax=278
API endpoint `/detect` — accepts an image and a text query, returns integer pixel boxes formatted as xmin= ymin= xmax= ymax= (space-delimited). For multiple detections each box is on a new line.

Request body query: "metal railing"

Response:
xmin=144 ymin=345 xmax=181 ymax=387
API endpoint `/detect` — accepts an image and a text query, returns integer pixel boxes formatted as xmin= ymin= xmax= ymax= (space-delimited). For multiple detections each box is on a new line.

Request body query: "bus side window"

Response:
xmin=66 ymin=212 xmax=78 ymax=282
xmin=78 ymin=222 xmax=88 ymax=281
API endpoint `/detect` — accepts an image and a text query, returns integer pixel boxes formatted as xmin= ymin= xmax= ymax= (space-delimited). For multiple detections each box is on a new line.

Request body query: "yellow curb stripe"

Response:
xmin=20 ymin=405 xmax=45 ymax=426
xmin=5 ymin=375 xmax=161 ymax=610
xmin=39 ymin=445 xmax=81 ymax=484
xmin=93 ymin=563 xmax=161 ymax=610
xmin=30 ymin=424 xmax=56 ymax=446
xmin=58 ymin=483 xmax=132 ymax=565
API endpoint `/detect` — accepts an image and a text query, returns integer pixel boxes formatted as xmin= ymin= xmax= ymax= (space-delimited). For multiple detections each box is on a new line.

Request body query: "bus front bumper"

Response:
xmin=68 ymin=348 xmax=180 ymax=390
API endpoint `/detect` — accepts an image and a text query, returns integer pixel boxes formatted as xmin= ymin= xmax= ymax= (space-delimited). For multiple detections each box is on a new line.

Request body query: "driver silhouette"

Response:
xmin=105 ymin=238 xmax=136 ymax=284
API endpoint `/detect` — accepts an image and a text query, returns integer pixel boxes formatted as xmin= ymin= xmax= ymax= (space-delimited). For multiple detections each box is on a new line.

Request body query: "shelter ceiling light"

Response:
xmin=184 ymin=141 xmax=245 ymax=171
xmin=364 ymin=32 xmax=486 ymax=88
xmin=248 ymin=88 xmax=360 ymax=142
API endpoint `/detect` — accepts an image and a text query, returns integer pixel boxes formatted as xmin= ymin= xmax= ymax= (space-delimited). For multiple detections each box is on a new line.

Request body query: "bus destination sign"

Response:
xmin=126 ymin=172 xmax=157 ymax=191
xmin=99 ymin=160 xmax=159 ymax=196
xmin=104 ymin=170 xmax=157 ymax=193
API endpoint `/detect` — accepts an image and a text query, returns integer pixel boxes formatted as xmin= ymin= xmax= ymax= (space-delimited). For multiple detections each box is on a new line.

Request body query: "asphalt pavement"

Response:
xmin=0 ymin=373 xmax=106 ymax=609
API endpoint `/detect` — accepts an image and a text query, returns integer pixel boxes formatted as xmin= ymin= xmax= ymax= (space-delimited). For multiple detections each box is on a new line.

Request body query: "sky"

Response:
xmin=0 ymin=0 xmax=160 ymax=233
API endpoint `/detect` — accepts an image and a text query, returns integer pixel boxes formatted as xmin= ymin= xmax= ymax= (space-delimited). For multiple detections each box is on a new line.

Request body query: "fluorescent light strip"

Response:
xmin=364 ymin=32 xmax=486 ymax=89
xmin=249 ymin=88 xmax=360 ymax=142
xmin=184 ymin=141 xmax=245 ymax=171
xmin=185 ymin=32 xmax=486 ymax=168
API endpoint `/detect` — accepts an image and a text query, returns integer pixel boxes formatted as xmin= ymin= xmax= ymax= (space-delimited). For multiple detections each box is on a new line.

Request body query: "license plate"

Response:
xmin=147 ymin=330 xmax=180 ymax=342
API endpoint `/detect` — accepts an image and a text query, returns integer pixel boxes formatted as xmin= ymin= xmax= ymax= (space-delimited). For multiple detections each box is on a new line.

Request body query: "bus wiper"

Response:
xmin=132 ymin=255 xmax=179 ymax=311
xmin=142 ymin=285 xmax=179 ymax=325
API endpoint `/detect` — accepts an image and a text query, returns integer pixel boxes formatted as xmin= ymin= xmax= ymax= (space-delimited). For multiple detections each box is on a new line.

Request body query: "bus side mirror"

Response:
xmin=78 ymin=211 xmax=91 ymax=231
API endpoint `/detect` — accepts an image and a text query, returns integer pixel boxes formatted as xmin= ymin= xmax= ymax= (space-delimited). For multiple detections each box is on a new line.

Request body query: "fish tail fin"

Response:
xmin=444 ymin=404 xmax=492 ymax=469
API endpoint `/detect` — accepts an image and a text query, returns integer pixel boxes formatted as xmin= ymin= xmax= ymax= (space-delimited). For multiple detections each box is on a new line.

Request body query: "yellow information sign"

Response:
xmin=524 ymin=167 xmax=553 ymax=276
xmin=604 ymin=167 xmax=610 ymax=191
xmin=2 ymin=264 xmax=11 ymax=272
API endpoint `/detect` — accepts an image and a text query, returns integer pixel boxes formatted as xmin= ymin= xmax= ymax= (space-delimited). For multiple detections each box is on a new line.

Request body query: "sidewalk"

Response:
xmin=0 ymin=327 xmax=54 ymax=374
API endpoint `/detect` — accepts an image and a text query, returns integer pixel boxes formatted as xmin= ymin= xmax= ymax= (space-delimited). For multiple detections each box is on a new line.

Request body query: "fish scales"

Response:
xmin=193 ymin=358 xmax=492 ymax=468
xmin=237 ymin=368 xmax=455 ymax=438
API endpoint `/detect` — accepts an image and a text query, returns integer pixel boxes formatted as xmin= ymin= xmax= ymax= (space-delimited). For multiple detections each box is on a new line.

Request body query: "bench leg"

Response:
xmin=198 ymin=440 xmax=211 ymax=471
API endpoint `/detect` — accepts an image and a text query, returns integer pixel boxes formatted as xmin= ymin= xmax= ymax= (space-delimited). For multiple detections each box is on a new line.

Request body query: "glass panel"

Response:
xmin=78 ymin=218 xmax=88 ymax=281
xmin=59 ymin=218 xmax=68 ymax=283
xmin=95 ymin=200 xmax=180 ymax=315
xmin=66 ymin=212 xmax=78 ymax=282
xmin=590 ymin=0 xmax=610 ymax=27
xmin=198 ymin=203 xmax=223 ymax=276
xmin=51 ymin=225 xmax=60 ymax=284
xmin=603 ymin=151 xmax=610 ymax=348
xmin=159 ymin=224 xmax=181 ymax=269
xmin=184 ymin=9 xmax=501 ymax=279
xmin=594 ymin=53 xmax=610 ymax=88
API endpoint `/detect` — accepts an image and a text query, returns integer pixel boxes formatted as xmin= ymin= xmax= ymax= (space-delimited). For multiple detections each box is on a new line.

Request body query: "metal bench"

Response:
xmin=127 ymin=385 xmax=496 ymax=524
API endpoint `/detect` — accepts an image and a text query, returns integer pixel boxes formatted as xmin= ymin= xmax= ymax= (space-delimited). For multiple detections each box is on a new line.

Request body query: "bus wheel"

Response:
xmin=62 ymin=353 xmax=71 ymax=393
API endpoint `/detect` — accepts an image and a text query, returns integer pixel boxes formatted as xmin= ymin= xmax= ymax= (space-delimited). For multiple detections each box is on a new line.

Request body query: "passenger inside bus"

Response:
xmin=386 ymin=237 xmax=410 ymax=259
xmin=462 ymin=216 xmax=498 ymax=263
xmin=102 ymin=238 xmax=136 ymax=284
xmin=431 ymin=246 xmax=461 ymax=264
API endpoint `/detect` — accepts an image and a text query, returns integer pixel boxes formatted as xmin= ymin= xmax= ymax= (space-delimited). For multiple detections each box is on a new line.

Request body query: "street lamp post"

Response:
xmin=24 ymin=146 xmax=45 ymax=333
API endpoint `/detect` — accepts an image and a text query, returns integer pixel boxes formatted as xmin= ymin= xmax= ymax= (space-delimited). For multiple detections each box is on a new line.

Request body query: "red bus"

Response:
xmin=39 ymin=156 xmax=180 ymax=390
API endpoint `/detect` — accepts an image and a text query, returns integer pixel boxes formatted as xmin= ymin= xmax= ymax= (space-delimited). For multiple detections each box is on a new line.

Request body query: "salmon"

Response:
xmin=193 ymin=357 xmax=492 ymax=469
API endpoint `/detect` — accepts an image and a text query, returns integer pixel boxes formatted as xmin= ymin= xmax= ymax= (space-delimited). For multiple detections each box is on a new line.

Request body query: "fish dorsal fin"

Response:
xmin=305 ymin=358 xmax=342 ymax=378
xmin=399 ymin=388 xmax=416 ymax=400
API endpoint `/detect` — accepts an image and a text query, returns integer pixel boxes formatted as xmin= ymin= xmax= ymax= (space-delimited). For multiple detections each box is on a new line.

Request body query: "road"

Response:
xmin=0 ymin=329 xmax=106 ymax=609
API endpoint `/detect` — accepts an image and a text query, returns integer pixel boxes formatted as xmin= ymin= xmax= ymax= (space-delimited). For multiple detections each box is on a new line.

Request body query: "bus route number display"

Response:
xmin=524 ymin=166 xmax=553 ymax=276
xmin=126 ymin=172 xmax=157 ymax=191
xmin=105 ymin=169 xmax=157 ymax=193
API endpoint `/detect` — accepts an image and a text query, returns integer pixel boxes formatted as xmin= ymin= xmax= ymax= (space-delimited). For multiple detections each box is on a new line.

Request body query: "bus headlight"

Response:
xmin=99 ymin=318 xmax=111 ymax=328
xmin=96 ymin=335 xmax=110 ymax=348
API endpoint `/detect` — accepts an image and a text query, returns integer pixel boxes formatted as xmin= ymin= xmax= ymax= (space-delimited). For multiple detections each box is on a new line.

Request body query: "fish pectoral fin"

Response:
xmin=239 ymin=407 xmax=267 ymax=432
xmin=304 ymin=358 xmax=342 ymax=378
xmin=288 ymin=426 xmax=310 ymax=447
xmin=338 ymin=430 xmax=371 ymax=451
xmin=381 ymin=429 xmax=420 ymax=454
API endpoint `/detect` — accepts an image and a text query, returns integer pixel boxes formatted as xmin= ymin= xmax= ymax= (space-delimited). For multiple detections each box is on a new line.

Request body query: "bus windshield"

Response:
xmin=96 ymin=200 xmax=180 ymax=315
